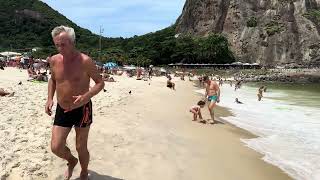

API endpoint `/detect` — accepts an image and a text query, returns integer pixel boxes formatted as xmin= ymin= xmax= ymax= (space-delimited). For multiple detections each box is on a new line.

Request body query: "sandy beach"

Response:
xmin=0 ymin=67 xmax=291 ymax=180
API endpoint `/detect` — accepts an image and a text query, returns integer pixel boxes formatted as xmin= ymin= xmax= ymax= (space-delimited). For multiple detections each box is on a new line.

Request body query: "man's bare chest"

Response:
xmin=54 ymin=64 xmax=85 ymax=83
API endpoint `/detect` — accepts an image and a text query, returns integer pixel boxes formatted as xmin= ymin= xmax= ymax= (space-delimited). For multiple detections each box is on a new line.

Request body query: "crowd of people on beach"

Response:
xmin=0 ymin=25 xmax=271 ymax=180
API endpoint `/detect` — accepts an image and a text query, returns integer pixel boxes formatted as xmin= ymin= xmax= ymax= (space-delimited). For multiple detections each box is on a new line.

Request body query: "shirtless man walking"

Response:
xmin=45 ymin=25 xmax=104 ymax=180
xmin=203 ymin=76 xmax=220 ymax=124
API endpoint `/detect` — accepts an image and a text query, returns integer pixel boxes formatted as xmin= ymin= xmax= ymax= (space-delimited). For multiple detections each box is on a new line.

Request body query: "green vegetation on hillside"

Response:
xmin=303 ymin=9 xmax=320 ymax=23
xmin=265 ymin=21 xmax=285 ymax=36
xmin=0 ymin=0 xmax=234 ymax=65
xmin=246 ymin=17 xmax=257 ymax=27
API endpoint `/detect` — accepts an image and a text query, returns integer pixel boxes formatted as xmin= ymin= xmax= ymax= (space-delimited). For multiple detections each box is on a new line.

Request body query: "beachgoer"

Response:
xmin=181 ymin=74 xmax=185 ymax=81
xmin=257 ymin=86 xmax=264 ymax=101
xmin=148 ymin=66 xmax=153 ymax=79
xmin=167 ymin=76 xmax=175 ymax=90
xmin=234 ymin=80 xmax=242 ymax=91
xmin=218 ymin=78 xmax=223 ymax=87
xmin=235 ymin=98 xmax=243 ymax=104
xmin=189 ymin=100 xmax=205 ymax=122
xmin=45 ymin=25 xmax=104 ymax=180
xmin=103 ymin=76 xmax=116 ymax=82
xmin=203 ymin=76 xmax=220 ymax=124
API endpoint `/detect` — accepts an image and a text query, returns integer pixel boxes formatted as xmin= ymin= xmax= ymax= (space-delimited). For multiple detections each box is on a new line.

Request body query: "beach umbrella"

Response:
xmin=104 ymin=62 xmax=118 ymax=69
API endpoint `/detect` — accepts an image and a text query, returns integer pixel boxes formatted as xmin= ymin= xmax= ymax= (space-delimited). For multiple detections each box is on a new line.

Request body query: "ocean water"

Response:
xmin=195 ymin=83 xmax=320 ymax=180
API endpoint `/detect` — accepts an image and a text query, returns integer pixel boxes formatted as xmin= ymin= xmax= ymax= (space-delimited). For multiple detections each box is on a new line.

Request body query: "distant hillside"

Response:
xmin=0 ymin=0 xmax=234 ymax=66
xmin=0 ymin=0 xmax=106 ymax=53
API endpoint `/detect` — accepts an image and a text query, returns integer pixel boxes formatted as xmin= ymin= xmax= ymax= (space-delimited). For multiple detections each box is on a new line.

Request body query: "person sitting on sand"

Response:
xmin=27 ymin=68 xmax=48 ymax=82
xmin=0 ymin=88 xmax=15 ymax=97
xmin=37 ymin=73 xmax=48 ymax=82
xmin=190 ymin=100 xmax=205 ymax=122
xmin=167 ymin=77 xmax=175 ymax=90
xmin=27 ymin=66 xmax=37 ymax=78
xmin=180 ymin=74 xmax=185 ymax=81
xmin=103 ymin=76 xmax=116 ymax=82
xmin=235 ymin=98 xmax=243 ymax=104
xmin=257 ymin=86 xmax=264 ymax=101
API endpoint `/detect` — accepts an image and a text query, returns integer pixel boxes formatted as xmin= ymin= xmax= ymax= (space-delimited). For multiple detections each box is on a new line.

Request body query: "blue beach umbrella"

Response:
xmin=104 ymin=62 xmax=118 ymax=69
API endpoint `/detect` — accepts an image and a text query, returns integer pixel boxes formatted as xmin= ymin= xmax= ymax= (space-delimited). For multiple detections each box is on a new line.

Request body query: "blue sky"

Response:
xmin=41 ymin=0 xmax=186 ymax=38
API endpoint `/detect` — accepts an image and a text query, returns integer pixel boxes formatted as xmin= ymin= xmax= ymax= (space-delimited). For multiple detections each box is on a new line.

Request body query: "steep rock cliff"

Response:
xmin=176 ymin=0 xmax=320 ymax=66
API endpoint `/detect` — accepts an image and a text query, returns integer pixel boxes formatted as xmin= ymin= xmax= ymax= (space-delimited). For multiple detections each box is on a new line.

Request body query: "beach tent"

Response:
xmin=0 ymin=51 xmax=21 ymax=56
xmin=104 ymin=62 xmax=118 ymax=69
xmin=160 ymin=68 xmax=166 ymax=72
xmin=231 ymin=61 xmax=243 ymax=65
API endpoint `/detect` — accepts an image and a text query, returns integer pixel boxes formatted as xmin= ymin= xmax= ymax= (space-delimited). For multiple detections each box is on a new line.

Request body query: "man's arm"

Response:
xmin=47 ymin=58 xmax=56 ymax=100
xmin=204 ymin=84 xmax=208 ymax=99
xmin=47 ymin=78 xmax=56 ymax=100
xmin=45 ymin=59 xmax=56 ymax=116
xmin=216 ymin=83 xmax=220 ymax=102
xmin=83 ymin=57 xmax=105 ymax=99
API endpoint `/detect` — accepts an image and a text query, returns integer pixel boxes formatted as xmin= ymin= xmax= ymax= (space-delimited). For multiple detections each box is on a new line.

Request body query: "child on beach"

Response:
xmin=189 ymin=100 xmax=206 ymax=121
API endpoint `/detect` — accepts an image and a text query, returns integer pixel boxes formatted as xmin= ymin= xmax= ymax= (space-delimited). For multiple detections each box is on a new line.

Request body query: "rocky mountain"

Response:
xmin=176 ymin=0 xmax=320 ymax=66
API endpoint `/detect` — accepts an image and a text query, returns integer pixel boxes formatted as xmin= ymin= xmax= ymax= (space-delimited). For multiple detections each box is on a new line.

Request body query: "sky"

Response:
xmin=41 ymin=0 xmax=186 ymax=38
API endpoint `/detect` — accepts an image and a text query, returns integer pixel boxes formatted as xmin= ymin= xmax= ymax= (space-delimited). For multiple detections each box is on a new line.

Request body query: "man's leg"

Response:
xmin=208 ymin=101 xmax=217 ymax=124
xmin=75 ymin=126 xmax=90 ymax=180
xmin=51 ymin=126 xmax=78 ymax=180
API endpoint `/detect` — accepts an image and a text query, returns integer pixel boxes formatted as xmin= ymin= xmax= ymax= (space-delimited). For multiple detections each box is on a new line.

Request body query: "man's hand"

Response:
xmin=73 ymin=94 xmax=90 ymax=106
xmin=217 ymin=98 xmax=220 ymax=103
xmin=45 ymin=100 xmax=54 ymax=116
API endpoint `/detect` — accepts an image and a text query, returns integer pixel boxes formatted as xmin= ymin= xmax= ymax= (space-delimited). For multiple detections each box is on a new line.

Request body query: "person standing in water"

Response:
xmin=257 ymin=86 xmax=264 ymax=101
xmin=203 ymin=76 xmax=220 ymax=124
xmin=45 ymin=25 xmax=104 ymax=180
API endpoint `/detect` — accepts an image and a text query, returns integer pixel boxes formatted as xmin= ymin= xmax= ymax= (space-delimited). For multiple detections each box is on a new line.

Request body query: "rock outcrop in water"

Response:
xmin=176 ymin=0 xmax=320 ymax=67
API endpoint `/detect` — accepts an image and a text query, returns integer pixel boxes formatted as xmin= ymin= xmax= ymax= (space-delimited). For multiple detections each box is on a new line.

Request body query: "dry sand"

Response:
xmin=0 ymin=67 xmax=291 ymax=180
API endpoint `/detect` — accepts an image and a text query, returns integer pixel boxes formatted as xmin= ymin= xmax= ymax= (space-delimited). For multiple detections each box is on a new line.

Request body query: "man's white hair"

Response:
xmin=51 ymin=25 xmax=76 ymax=43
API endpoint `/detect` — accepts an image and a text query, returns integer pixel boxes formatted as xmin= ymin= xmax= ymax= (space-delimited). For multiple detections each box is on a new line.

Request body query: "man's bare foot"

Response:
xmin=64 ymin=157 xmax=78 ymax=180
xmin=199 ymin=119 xmax=206 ymax=124
xmin=80 ymin=170 xmax=89 ymax=180
xmin=209 ymin=120 xmax=216 ymax=124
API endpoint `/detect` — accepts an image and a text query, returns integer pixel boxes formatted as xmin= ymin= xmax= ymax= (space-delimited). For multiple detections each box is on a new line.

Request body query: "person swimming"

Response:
xmin=235 ymin=98 xmax=243 ymax=104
